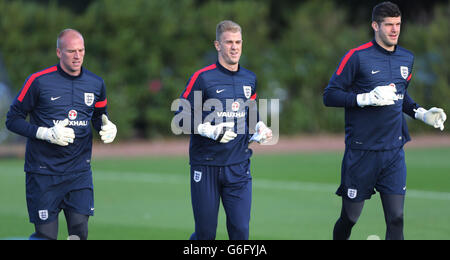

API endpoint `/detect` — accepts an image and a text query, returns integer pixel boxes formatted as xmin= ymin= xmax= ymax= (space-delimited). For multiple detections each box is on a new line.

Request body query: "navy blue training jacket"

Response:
xmin=6 ymin=64 xmax=108 ymax=175
xmin=323 ymin=40 xmax=420 ymax=150
xmin=178 ymin=61 xmax=258 ymax=166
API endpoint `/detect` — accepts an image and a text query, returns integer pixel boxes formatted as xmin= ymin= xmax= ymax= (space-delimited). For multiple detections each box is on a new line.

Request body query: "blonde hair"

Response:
xmin=216 ymin=20 xmax=242 ymax=41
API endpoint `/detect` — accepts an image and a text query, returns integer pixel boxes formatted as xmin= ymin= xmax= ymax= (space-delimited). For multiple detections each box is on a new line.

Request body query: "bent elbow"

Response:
xmin=5 ymin=116 xmax=13 ymax=131
xmin=323 ymin=92 xmax=332 ymax=107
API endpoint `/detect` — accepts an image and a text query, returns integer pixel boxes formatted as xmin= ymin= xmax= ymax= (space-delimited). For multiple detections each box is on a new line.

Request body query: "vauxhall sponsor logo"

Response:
xmin=217 ymin=101 xmax=246 ymax=118
xmin=53 ymin=110 xmax=88 ymax=127
xmin=53 ymin=120 xmax=89 ymax=127
xmin=216 ymin=111 xmax=246 ymax=118
xmin=217 ymin=101 xmax=245 ymax=118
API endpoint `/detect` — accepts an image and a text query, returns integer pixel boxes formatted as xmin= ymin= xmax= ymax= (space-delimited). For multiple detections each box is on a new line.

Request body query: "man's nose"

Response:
xmin=392 ymin=25 xmax=400 ymax=32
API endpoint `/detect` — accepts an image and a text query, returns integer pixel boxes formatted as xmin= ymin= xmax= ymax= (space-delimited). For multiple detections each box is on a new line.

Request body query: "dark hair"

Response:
xmin=372 ymin=1 xmax=402 ymax=24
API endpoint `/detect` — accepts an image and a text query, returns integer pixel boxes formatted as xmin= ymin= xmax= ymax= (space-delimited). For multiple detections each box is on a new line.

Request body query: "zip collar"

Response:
xmin=216 ymin=60 xmax=240 ymax=75
xmin=372 ymin=39 xmax=397 ymax=55
xmin=57 ymin=63 xmax=83 ymax=79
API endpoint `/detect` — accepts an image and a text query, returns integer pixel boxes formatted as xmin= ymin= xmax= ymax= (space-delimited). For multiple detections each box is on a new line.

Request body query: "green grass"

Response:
xmin=0 ymin=147 xmax=449 ymax=240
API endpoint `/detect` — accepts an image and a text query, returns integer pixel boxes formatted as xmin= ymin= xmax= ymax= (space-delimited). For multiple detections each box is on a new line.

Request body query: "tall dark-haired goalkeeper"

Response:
xmin=323 ymin=2 xmax=446 ymax=240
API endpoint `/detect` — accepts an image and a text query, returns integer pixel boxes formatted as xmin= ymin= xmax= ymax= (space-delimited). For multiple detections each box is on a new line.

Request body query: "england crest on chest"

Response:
xmin=400 ymin=66 xmax=409 ymax=80
xmin=84 ymin=93 xmax=94 ymax=106
xmin=243 ymin=86 xmax=252 ymax=99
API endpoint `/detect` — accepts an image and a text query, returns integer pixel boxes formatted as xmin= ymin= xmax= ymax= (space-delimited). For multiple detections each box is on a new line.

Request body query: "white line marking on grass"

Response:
xmin=94 ymin=171 xmax=186 ymax=185
xmin=94 ymin=171 xmax=450 ymax=201
xmin=406 ymin=190 xmax=450 ymax=201
xmin=254 ymin=179 xmax=336 ymax=193
xmin=1 ymin=237 xmax=28 ymax=240
xmin=2 ymin=169 xmax=450 ymax=201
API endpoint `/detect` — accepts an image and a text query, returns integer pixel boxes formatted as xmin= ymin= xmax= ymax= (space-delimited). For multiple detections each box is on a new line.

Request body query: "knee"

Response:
xmin=341 ymin=211 xmax=360 ymax=227
xmin=387 ymin=211 xmax=404 ymax=227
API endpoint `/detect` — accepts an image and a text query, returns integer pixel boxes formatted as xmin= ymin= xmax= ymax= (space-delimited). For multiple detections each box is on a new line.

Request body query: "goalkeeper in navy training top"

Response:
xmin=323 ymin=2 xmax=446 ymax=240
xmin=6 ymin=29 xmax=117 ymax=240
xmin=176 ymin=20 xmax=273 ymax=240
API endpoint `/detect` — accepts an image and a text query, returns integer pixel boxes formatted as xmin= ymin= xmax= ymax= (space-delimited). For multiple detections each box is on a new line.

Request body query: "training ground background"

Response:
xmin=0 ymin=134 xmax=449 ymax=240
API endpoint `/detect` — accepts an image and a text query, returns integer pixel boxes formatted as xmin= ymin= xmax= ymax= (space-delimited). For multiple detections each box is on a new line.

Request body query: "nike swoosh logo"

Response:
xmin=216 ymin=89 xmax=225 ymax=93
xmin=371 ymin=70 xmax=380 ymax=74
xmin=51 ymin=96 xmax=61 ymax=101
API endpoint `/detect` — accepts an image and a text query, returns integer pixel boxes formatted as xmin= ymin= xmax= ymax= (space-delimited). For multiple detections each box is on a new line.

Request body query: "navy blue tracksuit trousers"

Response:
xmin=190 ymin=159 xmax=252 ymax=240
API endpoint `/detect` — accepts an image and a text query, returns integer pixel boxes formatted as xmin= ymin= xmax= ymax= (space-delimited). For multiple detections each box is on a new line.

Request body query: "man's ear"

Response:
xmin=371 ymin=21 xmax=379 ymax=32
xmin=214 ymin=40 xmax=220 ymax=52
xmin=56 ymin=48 xmax=62 ymax=59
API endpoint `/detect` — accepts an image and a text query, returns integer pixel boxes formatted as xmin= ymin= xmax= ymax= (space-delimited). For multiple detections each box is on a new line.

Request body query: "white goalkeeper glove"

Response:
xmin=99 ymin=114 xmax=117 ymax=143
xmin=414 ymin=107 xmax=447 ymax=131
xmin=357 ymin=84 xmax=398 ymax=107
xmin=36 ymin=118 xmax=75 ymax=146
xmin=250 ymin=121 xmax=273 ymax=144
xmin=197 ymin=122 xmax=237 ymax=143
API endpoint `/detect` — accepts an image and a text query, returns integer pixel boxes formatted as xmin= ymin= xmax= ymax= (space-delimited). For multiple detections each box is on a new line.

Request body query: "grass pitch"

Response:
xmin=0 ymin=147 xmax=449 ymax=240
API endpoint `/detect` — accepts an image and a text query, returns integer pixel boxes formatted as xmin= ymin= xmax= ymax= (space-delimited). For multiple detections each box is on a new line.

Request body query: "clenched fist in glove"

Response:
xmin=250 ymin=121 xmax=273 ymax=144
xmin=36 ymin=118 xmax=75 ymax=146
xmin=414 ymin=107 xmax=447 ymax=131
xmin=357 ymin=84 xmax=398 ymax=107
xmin=197 ymin=122 xmax=237 ymax=143
xmin=100 ymin=114 xmax=117 ymax=143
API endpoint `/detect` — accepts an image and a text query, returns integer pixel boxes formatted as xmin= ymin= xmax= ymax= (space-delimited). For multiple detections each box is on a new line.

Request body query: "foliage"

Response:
xmin=0 ymin=0 xmax=448 ymax=139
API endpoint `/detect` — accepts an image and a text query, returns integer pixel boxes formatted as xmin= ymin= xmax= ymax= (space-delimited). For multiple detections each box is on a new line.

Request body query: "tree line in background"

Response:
xmin=1 ymin=0 xmax=448 ymax=140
